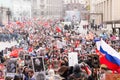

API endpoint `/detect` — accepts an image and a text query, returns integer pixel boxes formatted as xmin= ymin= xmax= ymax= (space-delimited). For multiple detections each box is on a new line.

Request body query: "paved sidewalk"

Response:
xmin=89 ymin=28 xmax=111 ymax=36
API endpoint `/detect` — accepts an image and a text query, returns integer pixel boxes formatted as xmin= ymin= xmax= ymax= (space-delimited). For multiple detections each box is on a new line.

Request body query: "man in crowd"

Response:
xmin=28 ymin=69 xmax=35 ymax=80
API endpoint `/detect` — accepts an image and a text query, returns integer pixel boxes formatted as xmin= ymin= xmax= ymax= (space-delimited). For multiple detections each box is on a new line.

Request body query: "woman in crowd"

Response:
xmin=23 ymin=67 xmax=29 ymax=80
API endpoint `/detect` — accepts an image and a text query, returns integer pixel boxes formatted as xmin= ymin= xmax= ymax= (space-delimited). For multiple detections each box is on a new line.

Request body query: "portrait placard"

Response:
xmin=24 ymin=54 xmax=32 ymax=67
xmin=32 ymin=56 xmax=45 ymax=72
xmin=24 ymin=54 xmax=31 ymax=60
xmin=6 ymin=58 xmax=17 ymax=73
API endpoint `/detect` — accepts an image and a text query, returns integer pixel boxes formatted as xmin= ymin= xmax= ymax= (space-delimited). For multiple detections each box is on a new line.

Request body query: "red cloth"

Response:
xmin=28 ymin=47 xmax=33 ymax=52
xmin=16 ymin=21 xmax=24 ymax=28
xmin=111 ymin=36 xmax=116 ymax=40
xmin=84 ymin=66 xmax=92 ymax=76
xmin=96 ymin=49 xmax=120 ymax=70
xmin=10 ymin=48 xmax=23 ymax=58
xmin=43 ymin=22 xmax=50 ymax=28
xmin=75 ymin=40 xmax=80 ymax=47
xmin=56 ymin=27 xmax=61 ymax=33
xmin=100 ymin=55 xmax=120 ymax=70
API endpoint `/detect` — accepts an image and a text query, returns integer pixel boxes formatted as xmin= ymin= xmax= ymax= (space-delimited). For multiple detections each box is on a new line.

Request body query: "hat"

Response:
xmin=100 ymin=64 xmax=108 ymax=69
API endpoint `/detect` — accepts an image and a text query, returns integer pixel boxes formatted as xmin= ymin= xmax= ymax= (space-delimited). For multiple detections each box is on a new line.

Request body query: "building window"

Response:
xmin=41 ymin=11 xmax=44 ymax=15
xmin=40 ymin=5 xmax=45 ymax=8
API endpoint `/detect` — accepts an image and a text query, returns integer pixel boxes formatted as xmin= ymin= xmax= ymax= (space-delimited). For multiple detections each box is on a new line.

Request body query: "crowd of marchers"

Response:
xmin=0 ymin=19 xmax=120 ymax=80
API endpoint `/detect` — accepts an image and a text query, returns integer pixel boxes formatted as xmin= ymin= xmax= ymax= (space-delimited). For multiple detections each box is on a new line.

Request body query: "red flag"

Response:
xmin=10 ymin=49 xmax=19 ymax=58
xmin=16 ymin=21 xmax=24 ymax=28
xmin=43 ymin=22 xmax=48 ymax=26
xmin=28 ymin=47 xmax=33 ymax=52
xmin=10 ymin=48 xmax=23 ymax=58
xmin=56 ymin=26 xmax=61 ymax=33
xmin=84 ymin=66 xmax=92 ymax=76
xmin=43 ymin=22 xmax=50 ymax=28
xmin=16 ymin=21 xmax=21 ymax=24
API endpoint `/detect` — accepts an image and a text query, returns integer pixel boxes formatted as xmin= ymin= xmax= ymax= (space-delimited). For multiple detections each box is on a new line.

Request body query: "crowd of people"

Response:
xmin=0 ymin=19 xmax=120 ymax=80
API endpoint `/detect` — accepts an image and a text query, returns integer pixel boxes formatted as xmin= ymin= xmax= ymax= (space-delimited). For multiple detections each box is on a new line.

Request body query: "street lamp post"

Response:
xmin=7 ymin=8 xmax=11 ymax=23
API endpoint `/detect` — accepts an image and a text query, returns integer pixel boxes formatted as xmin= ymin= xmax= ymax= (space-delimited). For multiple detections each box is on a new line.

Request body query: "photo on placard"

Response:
xmin=24 ymin=54 xmax=32 ymax=67
xmin=24 ymin=54 xmax=31 ymax=60
xmin=6 ymin=59 xmax=17 ymax=73
xmin=32 ymin=57 xmax=45 ymax=72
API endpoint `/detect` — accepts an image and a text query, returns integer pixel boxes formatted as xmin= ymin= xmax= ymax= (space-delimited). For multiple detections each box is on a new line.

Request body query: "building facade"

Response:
xmin=0 ymin=7 xmax=10 ymax=25
xmin=31 ymin=0 xmax=46 ymax=18
xmin=64 ymin=0 xmax=89 ymax=20
xmin=0 ymin=0 xmax=11 ymax=24
xmin=0 ymin=0 xmax=32 ymax=23
xmin=11 ymin=0 xmax=32 ymax=21
xmin=45 ymin=0 xmax=64 ymax=19
xmin=93 ymin=0 xmax=120 ymax=24
xmin=31 ymin=0 xmax=64 ymax=20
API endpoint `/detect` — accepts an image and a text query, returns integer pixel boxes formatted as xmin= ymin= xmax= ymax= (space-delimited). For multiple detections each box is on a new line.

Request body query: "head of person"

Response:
xmin=23 ymin=66 xmax=29 ymax=74
xmin=35 ymin=58 xmax=41 ymax=66
xmin=73 ymin=64 xmax=81 ymax=73
xmin=28 ymin=69 xmax=34 ymax=78
xmin=14 ymin=75 xmax=21 ymax=80
xmin=36 ymin=73 xmax=45 ymax=80
xmin=100 ymin=64 xmax=108 ymax=73
xmin=5 ymin=77 xmax=13 ymax=80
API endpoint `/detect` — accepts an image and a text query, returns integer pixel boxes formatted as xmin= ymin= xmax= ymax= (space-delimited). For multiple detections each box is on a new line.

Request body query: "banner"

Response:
xmin=68 ymin=52 xmax=78 ymax=66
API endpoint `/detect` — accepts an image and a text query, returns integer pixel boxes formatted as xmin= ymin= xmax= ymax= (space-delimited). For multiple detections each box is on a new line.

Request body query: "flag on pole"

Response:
xmin=96 ymin=40 xmax=120 ymax=70
xmin=56 ymin=26 xmax=61 ymax=33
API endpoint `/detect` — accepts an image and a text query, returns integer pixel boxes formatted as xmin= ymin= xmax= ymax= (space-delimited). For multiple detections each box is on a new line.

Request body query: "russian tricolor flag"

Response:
xmin=96 ymin=40 xmax=120 ymax=71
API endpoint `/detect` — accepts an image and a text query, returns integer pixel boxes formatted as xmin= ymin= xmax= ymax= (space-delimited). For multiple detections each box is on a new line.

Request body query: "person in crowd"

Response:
xmin=1 ymin=19 xmax=120 ymax=80
xmin=99 ymin=64 xmax=112 ymax=80
xmin=23 ymin=67 xmax=29 ymax=80
xmin=14 ymin=75 xmax=21 ymax=80
xmin=68 ymin=64 xmax=88 ymax=80
xmin=28 ymin=69 xmax=35 ymax=80
xmin=57 ymin=66 xmax=69 ymax=80
xmin=36 ymin=73 xmax=46 ymax=80
xmin=5 ymin=77 xmax=13 ymax=80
